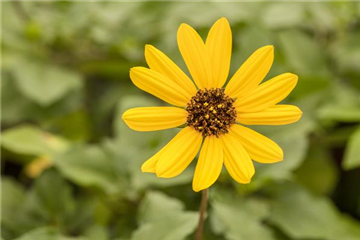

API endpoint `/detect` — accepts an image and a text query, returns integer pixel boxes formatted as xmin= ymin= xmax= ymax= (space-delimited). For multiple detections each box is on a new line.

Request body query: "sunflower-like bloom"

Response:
xmin=122 ymin=17 xmax=302 ymax=192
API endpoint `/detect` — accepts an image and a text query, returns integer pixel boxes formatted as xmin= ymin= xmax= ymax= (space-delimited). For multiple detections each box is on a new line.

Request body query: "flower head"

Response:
xmin=122 ymin=17 xmax=302 ymax=192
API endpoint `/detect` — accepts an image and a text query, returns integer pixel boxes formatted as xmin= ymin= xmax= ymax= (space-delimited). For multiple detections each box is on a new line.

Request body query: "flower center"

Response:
xmin=186 ymin=88 xmax=237 ymax=137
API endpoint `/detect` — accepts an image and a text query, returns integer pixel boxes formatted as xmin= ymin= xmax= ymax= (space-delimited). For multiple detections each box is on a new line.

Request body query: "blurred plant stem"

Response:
xmin=195 ymin=188 xmax=209 ymax=240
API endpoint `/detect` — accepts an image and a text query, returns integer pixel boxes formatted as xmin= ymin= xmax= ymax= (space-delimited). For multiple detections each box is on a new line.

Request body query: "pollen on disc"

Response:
xmin=186 ymin=88 xmax=237 ymax=137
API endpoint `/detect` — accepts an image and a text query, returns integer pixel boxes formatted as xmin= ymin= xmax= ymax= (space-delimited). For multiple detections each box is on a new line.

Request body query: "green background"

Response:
xmin=1 ymin=1 xmax=360 ymax=240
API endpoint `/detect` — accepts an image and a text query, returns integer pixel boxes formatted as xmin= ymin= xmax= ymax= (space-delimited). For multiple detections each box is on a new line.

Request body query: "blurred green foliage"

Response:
xmin=1 ymin=1 xmax=360 ymax=240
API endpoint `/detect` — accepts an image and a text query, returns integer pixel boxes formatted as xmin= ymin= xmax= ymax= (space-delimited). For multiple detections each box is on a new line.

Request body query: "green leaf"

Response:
xmin=307 ymin=3 xmax=336 ymax=32
xmin=295 ymin=147 xmax=339 ymax=195
xmin=31 ymin=170 xmax=76 ymax=225
xmin=1 ymin=177 xmax=28 ymax=239
xmin=13 ymin=227 xmax=89 ymax=240
xmin=1 ymin=124 xmax=69 ymax=157
xmin=13 ymin=228 xmax=59 ymax=240
xmin=53 ymin=145 xmax=121 ymax=194
xmin=84 ymin=225 xmax=108 ymax=240
xmin=1 ymin=75 xmax=34 ymax=124
xmin=211 ymin=196 xmax=275 ymax=240
xmin=318 ymin=105 xmax=360 ymax=122
xmin=1 ymin=75 xmax=83 ymax=125
xmin=343 ymin=126 xmax=360 ymax=170
xmin=269 ymin=184 xmax=360 ymax=240
xmin=50 ymin=110 xmax=91 ymax=142
xmin=131 ymin=192 xmax=198 ymax=240
xmin=1 ymin=177 xmax=25 ymax=218
xmin=137 ymin=191 xmax=184 ymax=224
xmin=331 ymin=31 xmax=360 ymax=74
xmin=13 ymin=60 xmax=82 ymax=106
xmin=318 ymin=83 xmax=360 ymax=122
xmin=279 ymin=29 xmax=328 ymax=76
xmin=262 ymin=3 xmax=305 ymax=29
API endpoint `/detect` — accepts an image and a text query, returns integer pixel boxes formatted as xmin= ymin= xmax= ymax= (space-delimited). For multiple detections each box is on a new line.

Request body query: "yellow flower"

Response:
xmin=122 ymin=17 xmax=302 ymax=192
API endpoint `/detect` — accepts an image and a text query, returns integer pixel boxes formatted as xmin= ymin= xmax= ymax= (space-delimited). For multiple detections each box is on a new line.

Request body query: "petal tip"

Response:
xmin=218 ymin=17 xmax=229 ymax=24
xmin=192 ymin=185 xmax=201 ymax=192
xmin=129 ymin=67 xmax=140 ymax=74
xmin=192 ymin=182 xmax=207 ymax=192
xmin=121 ymin=111 xmax=127 ymax=121
xmin=145 ymin=44 xmax=154 ymax=51
xmin=262 ymin=45 xmax=274 ymax=52
xmin=141 ymin=165 xmax=155 ymax=173
xmin=155 ymin=166 xmax=165 ymax=177
xmin=179 ymin=23 xmax=190 ymax=30
xmin=286 ymin=72 xmax=298 ymax=80
xmin=155 ymin=171 xmax=170 ymax=178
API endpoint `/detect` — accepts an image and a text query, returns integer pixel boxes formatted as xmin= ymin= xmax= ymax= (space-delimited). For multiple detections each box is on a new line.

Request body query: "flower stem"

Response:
xmin=195 ymin=188 xmax=209 ymax=240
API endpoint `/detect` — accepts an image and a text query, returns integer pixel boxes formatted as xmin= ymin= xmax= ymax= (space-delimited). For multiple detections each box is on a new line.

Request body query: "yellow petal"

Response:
xmin=206 ymin=17 xmax=232 ymax=88
xmin=122 ymin=107 xmax=188 ymax=132
xmin=229 ymin=125 xmax=283 ymax=163
xmin=235 ymin=73 xmax=298 ymax=113
xmin=225 ymin=45 xmax=274 ymax=99
xmin=193 ymin=136 xmax=223 ymax=192
xmin=145 ymin=45 xmax=197 ymax=96
xmin=156 ymin=127 xmax=202 ymax=178
xmin=141 ymin=154 xmax=158 ymax=173
xmin=219 ymin=133 xmax=254 ymax=183
xmin=130 ymin=67 xmax=191 ymax=107
xmin=141 ymin=129 xmax=188 ymax=173
xmin=177 ymin=23 xmax=213 ymax=89
xmin=237 ymin=105 xmax=302 ymax=125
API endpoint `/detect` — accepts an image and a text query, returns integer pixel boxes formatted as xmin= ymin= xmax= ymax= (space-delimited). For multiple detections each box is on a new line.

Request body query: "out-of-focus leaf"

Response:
xmin=291 ymin=75 xmax=330 ymax=99
xmin=331 ymin=32 xmax=360 ymax=74
xmin=307 ymin=3 xmax=336 ymax=32
xmin=91 ymin=202 xmax=111 ymax=229
xmin=262 ymin=3 xmax=305 ymax=29
xmin=13 ymin=227 xmax=89 ymax=240
xmin=13 ymin=228 xmax=59 ymax=240
xmin=1 ymin=75 xmax=83 ymax=125
xmin=1 ymin=178 xmax=27 ymax=239
xmin=50 ymin=110 xmax=91 ymax=142
xmin=295 ymin=147 xmax=339 ymax=194
xmin=1 ymin=75 xmax=33 ymax=123
xmin=165 ymin=2 xmax=257 ymax=31
xmin=1 ymin=125 xmax=69 ymax=157
xmin=13 ymin=60 xmax=82 ymax=106
xmin=318 ymin=83 xmax=360 ymax=122
xmin=269 ymin=184 xmax=360 ymax=240
xmin=131 ymin=191 xmax=198 ymax=240
xmin=1 ymin=178 xmax=25 ymax=216
xmin=279 ymin=29 xmax=328 ymax=76
xmin=53 ymin=145 xmax=121 ymax=194
xmin=1 ymin=3 xmax=33 ymax=53
xmin=343 ymin=126 xmax=360 ymax=170
xmin=84 ymin=225 xmax=108 ymax=240
xmin=31 ymin=170 xmax=75 ymax=225
xmin=318 ymin=105 xmax=360 ymax=122
xmin=211 ymin=195 xmax=275 ymax=240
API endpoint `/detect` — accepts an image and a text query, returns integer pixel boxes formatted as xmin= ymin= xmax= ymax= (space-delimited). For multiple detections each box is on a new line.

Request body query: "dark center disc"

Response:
xmin=186 ymin=88 xmax=237 ymax=137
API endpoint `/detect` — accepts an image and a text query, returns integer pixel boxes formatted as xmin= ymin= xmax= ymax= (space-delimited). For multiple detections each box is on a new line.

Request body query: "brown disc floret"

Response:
xmin=186 ymin=88 xmax=237 ymax=137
